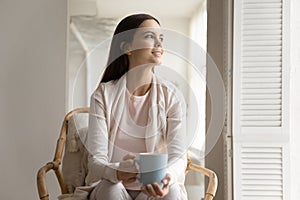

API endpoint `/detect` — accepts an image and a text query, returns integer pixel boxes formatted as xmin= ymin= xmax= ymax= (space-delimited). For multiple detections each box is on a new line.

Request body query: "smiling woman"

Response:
xmin=86 ymin=13 xmax=189 ymax=200
xmin=100 ymin=14 xmax=162 ymax=83
xmin=67 ymin=1 xmax=208 ymax=199
xmin=124 ymin=21 xmax=164 ymax=70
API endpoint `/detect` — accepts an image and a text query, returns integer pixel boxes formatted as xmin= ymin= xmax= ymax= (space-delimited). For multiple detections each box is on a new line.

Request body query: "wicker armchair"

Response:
xmin=37 ymin=107 xmax=217 ymax=200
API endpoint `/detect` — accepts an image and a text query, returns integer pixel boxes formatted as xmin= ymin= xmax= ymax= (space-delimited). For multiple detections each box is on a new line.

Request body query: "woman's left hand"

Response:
xmin=141 ymin=173 xmax=171 ymax=198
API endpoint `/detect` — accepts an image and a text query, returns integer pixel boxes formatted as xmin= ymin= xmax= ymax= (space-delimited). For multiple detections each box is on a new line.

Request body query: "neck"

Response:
xmin=126 ymin=65 xmax=153 ymax=96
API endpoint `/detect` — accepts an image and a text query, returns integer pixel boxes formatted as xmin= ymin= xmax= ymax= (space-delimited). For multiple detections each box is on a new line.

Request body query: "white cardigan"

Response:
xmin=85 ymin=73 xmax=188 ymax=199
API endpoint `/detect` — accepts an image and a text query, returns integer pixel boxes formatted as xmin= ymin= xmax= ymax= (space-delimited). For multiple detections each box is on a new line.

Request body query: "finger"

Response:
xmin=141 ymin=186 xmax=151 ymax=196
xmin=119 ymin=159 xmax=138 ymax=173
xmin=146 ymin=184 xmax=158 ymax=197
xmin=120 ymin=159 xmax=135 ymax=168
xmin=118 ymin=171 xmax=133 ymax=178
xmin=123 ymin=153 xmax=136 ymax=160
xmin=152 ymin=183 xmax=163 ymax=196
xmin=118 ymin=171 xmax=137 ymax=182
xmin=127 ymin=177 xmax=137 ymax=183
xmin=124 ymin=172 xmax=138 ymax=178
xmin=162 ymin=174 xmax=171 ymax=187
xmin=123 ymin=175 xmax=137 ymax=182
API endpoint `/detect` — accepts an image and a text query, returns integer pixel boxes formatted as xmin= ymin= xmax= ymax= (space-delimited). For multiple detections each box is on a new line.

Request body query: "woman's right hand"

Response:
xmin=117 ymin=154 xmax=138 ymax=184
xmin=117 ymin=169 xmax=137 ymax=184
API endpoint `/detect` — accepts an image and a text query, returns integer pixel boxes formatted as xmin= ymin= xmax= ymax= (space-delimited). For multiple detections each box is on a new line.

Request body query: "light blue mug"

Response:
xmin=135 ymin=153 xmax=168 ymax=188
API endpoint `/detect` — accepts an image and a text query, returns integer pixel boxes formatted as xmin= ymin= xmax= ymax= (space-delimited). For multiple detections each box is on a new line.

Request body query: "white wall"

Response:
xmin=155 ymin=17 xmax=190 ymax=102
xmin=188 ymin=3 xmax=207 ymax=152
xmin=68 ymin=17 xmax=118 ymax=110
xmin=290 ymin=0 xmax=300 ymax=199
xmin=0 ymin=0 xmax=67 ymax=199
xmin=160 ymin=17 xmax=190 ymax=35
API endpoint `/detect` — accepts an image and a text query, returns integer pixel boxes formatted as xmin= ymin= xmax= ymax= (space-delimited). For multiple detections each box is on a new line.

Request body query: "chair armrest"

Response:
xmin=187 ymin=162 xmax=218 ymax=200
xmin=37 ymin=160 xmax=67 ymax=200
xmin=37 ymin=107 xmax=89 ymax=199
xmin=37 ymin=162 xmax=54 ymax=200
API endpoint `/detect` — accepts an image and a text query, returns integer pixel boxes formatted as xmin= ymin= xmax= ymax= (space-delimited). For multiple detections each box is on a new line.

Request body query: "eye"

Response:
xmin=145 ymin=33 xmax=155 ymax=39
xmin=159 ymin=36 xmax=164 ymax=42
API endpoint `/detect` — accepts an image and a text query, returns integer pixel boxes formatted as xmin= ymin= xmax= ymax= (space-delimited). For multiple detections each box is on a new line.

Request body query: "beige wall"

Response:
xmin=0 ymin=0 xmax=67 ymax=199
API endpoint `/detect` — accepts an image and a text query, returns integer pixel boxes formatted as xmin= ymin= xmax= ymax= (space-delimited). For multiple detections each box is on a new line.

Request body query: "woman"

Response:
xmin=86 ymin=13 xmax=187 ymax=200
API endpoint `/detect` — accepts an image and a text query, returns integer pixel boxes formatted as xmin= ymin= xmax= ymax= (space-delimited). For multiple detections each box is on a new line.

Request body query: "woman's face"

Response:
xmin=126 ymin=19 xmax=164 ymax=69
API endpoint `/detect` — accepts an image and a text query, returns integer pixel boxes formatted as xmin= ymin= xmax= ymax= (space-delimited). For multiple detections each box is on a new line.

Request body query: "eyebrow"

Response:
xmin=143 ymin=31 xmax=164 ymax=37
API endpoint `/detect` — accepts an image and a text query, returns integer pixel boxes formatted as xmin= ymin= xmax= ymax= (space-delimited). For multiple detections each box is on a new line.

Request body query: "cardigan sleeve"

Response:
xmin=165 ymin=87 xmax=187 ymax=185
xmin=85 ymin=87 xmax=120 ymax=185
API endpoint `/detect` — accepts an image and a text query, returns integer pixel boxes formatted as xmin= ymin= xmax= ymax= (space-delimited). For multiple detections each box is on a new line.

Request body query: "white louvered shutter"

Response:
xmin=233 ymin=0 xmax=290 ymax=199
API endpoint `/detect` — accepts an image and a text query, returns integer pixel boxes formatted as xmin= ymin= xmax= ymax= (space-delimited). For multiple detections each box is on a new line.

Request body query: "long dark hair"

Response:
xmin=100 ymin=13 xmax=160 ymax=83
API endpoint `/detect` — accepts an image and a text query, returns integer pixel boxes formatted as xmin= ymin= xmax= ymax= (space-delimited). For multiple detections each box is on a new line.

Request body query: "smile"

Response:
xmin=152 ymin=51 xmax=162 ymax=57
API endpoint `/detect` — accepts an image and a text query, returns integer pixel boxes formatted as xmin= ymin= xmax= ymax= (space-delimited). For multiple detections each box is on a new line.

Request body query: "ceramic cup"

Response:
xmin=135 ymin=153 xmax=168 ymax=188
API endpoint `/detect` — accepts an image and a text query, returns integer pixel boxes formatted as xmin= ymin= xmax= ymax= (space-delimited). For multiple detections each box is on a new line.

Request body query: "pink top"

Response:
xmin=111 ymin=88 xmax=150 ymax=190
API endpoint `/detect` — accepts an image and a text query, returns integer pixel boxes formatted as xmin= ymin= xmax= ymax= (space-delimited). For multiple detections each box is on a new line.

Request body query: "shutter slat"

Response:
xmin=241 ymin=110 xmax=281 ymax=116
xmin=243 ymin=62 xmax=281 ymax=66
xmin=242 ymin=152 xmax=282 ymax=158
xmin=243 ymin=46 xmax=281 ymax=51
xmin=241 ymin=121 xmax=281 ymax=126
xmin=242 ymin=24 xmax=281 ymax=30
xmin=242 ymin=104 xmax=281 ymax=109
xmin=242 ymin=185 xmax=283 ymax=191
xmin=241 ymin=147 xmax=282 ymax=152
xmin=243 ymin=29 xmax=282 ymax=35
xmin=243 ymin=14 xmax=282 ymax=20
xmin=242 ymin=164 xmax=282 ymax=169
xmin=241 ymin=180 xmax=282 ymax=185
xmin=241 ymin=197 xmax=282 ymax=200
xmin=242 ymin=73 xmax=281 ymax=78
xmin=243 ymin=8 xmax=282 ymax=14
xmin=241 ymin=116 xmax=281 ymax=121
xmin=242 ymin=78 xmax=282 ymax=83
xmin=243 ymin=35 xmax=282 ymax=41
xmin=243 ymin=19 xmax=282 ymax=26
xmin=242 ymin=89 xmax=281 ymax=94
xmin=242 ymin=158 xmax=281 ymax=165
xmin=242 ymin=170 xmax=282 ymax=175
xmin=244 ymin=0 xmax=282 ymax=3
xmin=243 ymin=52 xmax=281 ymax=57
xmin=242 ymin=174 xmax=282 ymax=180
xmin=243 ymin=3 xmax=282 ymax=9
xmin=242 ymin=56 xmax=281 ymax=62
xmin=242 ymin=99 xmax=281 ymax=105
xmin=242 ymin=83 xmax=281 ymax=88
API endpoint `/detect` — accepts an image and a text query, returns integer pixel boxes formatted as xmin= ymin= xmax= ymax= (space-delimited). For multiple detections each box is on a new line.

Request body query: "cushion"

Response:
xmin=62 ymin=112 xmax=89 ymax=193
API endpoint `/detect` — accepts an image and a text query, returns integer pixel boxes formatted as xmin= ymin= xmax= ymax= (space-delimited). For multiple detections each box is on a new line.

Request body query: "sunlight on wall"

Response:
xmin=184 ymin=2 xmax=207 ymax=199
xmin=188 ymin=2 xmax=207 ymax=154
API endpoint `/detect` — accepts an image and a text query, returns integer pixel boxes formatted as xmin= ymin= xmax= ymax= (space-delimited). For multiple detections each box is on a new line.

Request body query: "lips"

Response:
xmin=152 ymin=49 xmax=163 ymax=57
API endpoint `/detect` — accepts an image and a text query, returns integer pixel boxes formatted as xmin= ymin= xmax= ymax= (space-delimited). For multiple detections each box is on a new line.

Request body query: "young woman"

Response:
xmin=86 ymin=13 xmax=187 ymax=200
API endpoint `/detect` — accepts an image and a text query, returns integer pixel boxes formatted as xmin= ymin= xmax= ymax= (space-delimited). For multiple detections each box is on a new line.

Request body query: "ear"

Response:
xmin=120 ymin=41 xmax=132 ymax=56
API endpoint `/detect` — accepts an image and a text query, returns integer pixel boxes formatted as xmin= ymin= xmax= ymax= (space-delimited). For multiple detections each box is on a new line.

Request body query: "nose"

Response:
xmin=154 ymin=37 xmax=162 ymax=47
